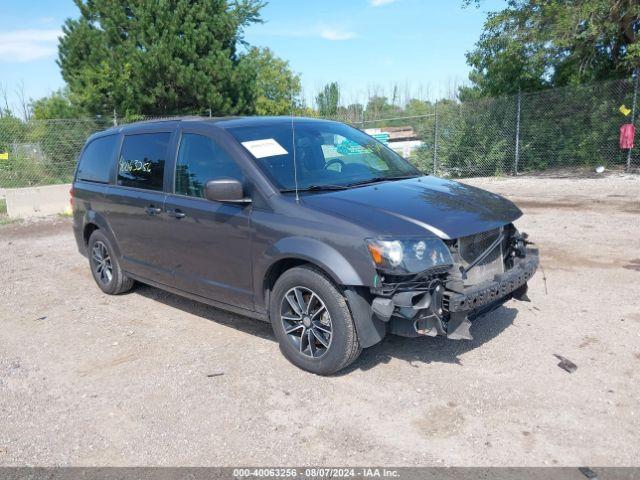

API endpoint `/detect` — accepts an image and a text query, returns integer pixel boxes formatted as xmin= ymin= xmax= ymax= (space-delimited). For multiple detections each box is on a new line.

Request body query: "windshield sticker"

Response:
xmin=241 ymin=139 xmax=288 ymax=158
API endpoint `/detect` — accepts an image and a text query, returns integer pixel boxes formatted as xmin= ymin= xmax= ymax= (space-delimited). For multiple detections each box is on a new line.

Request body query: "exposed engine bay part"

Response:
xmin=452 ymin=227 xmax=506 ymax=285
xmin=446 ymin=312 xmax=473 ymax=340
xmin=370 ymin=226 xmax=539 ymax=342
xmin=462 ymin=230 xmax=505 ymax=275
xmin=373 ymin=283 xmax=443 ymax=323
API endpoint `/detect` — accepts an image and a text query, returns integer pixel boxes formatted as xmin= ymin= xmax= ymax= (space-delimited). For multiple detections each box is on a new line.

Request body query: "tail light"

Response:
xmin=69 ymin=187 xmax=74 ymax=208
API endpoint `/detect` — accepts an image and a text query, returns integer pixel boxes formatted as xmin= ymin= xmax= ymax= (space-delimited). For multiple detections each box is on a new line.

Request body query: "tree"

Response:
xmin=242 ymin=47 xmax=302 ymax=115
xmin=58 ymin=0 xmax=265 ymax=116
xmin=364 ymin=95 xmax=402 ymax=121
xmin=462 ymin=0 xmax=640 ymax=97
xmin=316 ymin=82 xmax=340 ymax=117
xmin=30 ymin=88 xmax=87 ymax=120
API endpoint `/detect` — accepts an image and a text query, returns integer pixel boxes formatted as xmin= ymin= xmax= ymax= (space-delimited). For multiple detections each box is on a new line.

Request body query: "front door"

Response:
xmin=163 ymin=128 xmax=254 ymax=310
xmin=104 ymin=131 xmax=174 ymax=285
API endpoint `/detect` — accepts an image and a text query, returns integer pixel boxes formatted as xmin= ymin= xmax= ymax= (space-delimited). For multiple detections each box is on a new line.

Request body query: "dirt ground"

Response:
xmin=1 ymin=174 xmax=639 ymax=467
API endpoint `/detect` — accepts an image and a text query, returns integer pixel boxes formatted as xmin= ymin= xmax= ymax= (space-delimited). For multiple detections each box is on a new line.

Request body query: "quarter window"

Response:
xmin=117 ymin=133 xmax=170 ymax=191
xmin=77 ymin=134 xmax=118 ymax=183
xmin=175 ymin=133 xmax=242 ymax=198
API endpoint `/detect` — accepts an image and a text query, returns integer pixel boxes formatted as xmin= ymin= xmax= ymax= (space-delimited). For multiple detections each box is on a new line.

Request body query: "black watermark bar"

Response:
xmin=0 ymin=468 xmax=638 ymax=480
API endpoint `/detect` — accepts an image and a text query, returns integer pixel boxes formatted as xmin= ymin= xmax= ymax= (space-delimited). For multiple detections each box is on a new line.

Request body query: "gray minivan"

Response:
xmin=72 ymin=117 xmax=538 ymax=374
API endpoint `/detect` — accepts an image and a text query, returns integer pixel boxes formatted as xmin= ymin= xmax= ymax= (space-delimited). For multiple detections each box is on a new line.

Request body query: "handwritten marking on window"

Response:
xmin=119 ymin=158 xmax=152 ymax=173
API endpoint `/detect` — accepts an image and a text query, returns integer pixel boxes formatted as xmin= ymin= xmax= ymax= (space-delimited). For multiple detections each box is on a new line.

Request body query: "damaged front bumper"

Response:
xmin=370 ymin=248 xmax=539 ymax=341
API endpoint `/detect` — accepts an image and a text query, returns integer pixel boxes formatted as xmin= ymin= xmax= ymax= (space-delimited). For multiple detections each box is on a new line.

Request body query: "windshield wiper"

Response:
xmin=280 ymin=175 xmax=420 ymax=193
xmin=344 ymin=174 xmax=421 ymax=188
xmin=280 ymin=184 xmax=350 ymax=193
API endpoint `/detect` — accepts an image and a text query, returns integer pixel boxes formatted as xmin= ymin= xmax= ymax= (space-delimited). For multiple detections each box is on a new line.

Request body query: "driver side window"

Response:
xmin=175 ymin=133 xmax=242 ymax=198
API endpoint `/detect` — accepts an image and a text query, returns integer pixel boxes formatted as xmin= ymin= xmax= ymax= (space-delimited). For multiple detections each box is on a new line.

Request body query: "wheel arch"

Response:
xmin=257 ymin=237 xmax=367 ymax=307
xmin=83 ymin=222 xmax=100 ymax=246
xmin=81 ymin=211 xmax=122 ymax=259
xmin=258 ymin=238 xmax=386 ymax=349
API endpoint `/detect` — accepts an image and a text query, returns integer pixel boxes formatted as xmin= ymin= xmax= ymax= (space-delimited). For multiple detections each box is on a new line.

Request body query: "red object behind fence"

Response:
xmin=620 ymin=123 xmax=635 ymax=149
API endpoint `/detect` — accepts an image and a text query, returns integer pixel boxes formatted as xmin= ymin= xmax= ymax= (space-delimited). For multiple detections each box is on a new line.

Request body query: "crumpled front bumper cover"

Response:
xmin=446 ymin=249 xmax=539 ymax=313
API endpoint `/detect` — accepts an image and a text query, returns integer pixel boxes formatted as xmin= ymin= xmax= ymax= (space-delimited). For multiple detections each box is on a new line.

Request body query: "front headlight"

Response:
xmin=366 ymin=237 xmax=453 ymax=274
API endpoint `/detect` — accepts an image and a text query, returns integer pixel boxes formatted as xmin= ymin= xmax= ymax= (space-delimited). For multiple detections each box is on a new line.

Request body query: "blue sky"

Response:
xmin=0 ymin=0 xmax=505 ymax=111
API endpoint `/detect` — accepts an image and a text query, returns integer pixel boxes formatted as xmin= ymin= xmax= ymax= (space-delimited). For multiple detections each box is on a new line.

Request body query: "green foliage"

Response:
xmin=316 ymin=82 xmax=340 ymax=117
xmin=58 ymin=0 xmax=266 ymax=116
xmin=0 ymin=116 xmax=109 ymax=188
xmin=463 ymin=0 xmax=640 ymax=97
xmin=30 ymin=88 xmax=87 ymax=119
xmin=365 ymin=95 xmax=403 ymax=120
xmin=242 ymin=47 xmax=302 ymax=115
xmin=0 ymin=115 xmax=27 ymax=153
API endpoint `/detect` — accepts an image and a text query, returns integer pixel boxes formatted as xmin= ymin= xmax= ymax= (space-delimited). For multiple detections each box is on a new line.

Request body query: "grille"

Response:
xmin=458 ymin=227 xmax=504 ymax=285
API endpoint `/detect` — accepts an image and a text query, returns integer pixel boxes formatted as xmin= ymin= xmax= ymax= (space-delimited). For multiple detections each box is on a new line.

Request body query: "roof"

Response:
xmin=108 ymin=115 xmax=337 ymax=130
xmin=88 ymin=116 xmax=340 ymax=142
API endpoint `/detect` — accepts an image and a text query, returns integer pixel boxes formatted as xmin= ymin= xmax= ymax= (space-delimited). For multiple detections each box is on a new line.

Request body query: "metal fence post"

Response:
xmin=433 ymin=100 xmax=438 ymax=175
xmin=514 ymin=89 xmax=521 ymax=175
xmin=627 ymin=69 xmax=638 ymax=171
xmin=113 ymin=109 xmax=118 ymax=126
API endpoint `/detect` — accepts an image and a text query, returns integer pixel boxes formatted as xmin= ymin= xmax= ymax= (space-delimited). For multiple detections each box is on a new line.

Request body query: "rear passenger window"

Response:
xmin=175 ymin=133 xmax=242 ymax=198
xmin=117 ymin=133 xmax=170 ymax=191
xmin=77 ymin=135 xmax=118 ymax=183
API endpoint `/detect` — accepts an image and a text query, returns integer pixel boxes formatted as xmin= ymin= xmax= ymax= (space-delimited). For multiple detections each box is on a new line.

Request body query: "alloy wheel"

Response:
xmin=280 ymin=286 xmax=332 ymax=358
xmin=91 ymin=241 xmax=113 ymax=286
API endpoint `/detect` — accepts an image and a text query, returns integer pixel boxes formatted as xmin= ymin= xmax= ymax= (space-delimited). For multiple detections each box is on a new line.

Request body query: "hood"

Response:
xmin=300 ymin=176 xmax=522 ymax=239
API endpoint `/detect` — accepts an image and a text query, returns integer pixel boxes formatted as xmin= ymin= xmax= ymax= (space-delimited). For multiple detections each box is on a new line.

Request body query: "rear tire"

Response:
xmin=88 ymin=230 xmax=134 ymax=295
xmin=270 ymin=266 xmax=361 ymax=375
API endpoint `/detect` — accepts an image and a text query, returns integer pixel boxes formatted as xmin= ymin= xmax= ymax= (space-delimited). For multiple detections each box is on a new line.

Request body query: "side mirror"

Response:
xmin=204 ymin=178 xmax=251 ymax=204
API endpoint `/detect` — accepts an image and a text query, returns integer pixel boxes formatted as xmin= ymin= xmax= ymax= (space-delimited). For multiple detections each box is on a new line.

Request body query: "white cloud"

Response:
xmin=370 ymin=0 xmax=399 ymax=6
xmin=254 ymin=24 xmax=357 ymax=41
xmin=0 ymin=29 xmax=61 ymax=63
xmin=320 ymin=28 xmax=357 ymax=41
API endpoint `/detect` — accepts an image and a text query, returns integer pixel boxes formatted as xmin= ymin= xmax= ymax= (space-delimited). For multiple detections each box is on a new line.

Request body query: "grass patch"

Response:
xmin=0 ymin=198 xmax=6 ymax=215
xmin=0 ymin=217 xmax=20 ymax=226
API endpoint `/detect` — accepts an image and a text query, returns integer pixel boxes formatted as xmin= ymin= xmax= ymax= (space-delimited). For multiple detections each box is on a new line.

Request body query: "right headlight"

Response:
xmin=365 ymin=237 xmax=453 ymax=275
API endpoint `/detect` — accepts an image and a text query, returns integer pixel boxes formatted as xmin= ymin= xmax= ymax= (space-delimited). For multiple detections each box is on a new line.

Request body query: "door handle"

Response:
xmin=145 ymin=206 xmax=162 ymax=215
xmin=167 ymin=209 xmax=186 ymax=219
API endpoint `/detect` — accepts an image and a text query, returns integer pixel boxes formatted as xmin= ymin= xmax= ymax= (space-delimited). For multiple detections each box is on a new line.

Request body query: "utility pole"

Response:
xmin=627 ymin=69 xmax=638 ymax=171
xmin=514 ymin=89 xmax=522 ymax=175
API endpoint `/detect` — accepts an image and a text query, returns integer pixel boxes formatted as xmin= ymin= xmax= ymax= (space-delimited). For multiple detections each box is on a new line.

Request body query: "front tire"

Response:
xmin=270 ymin=266 xmax=361 ymax=375
xmin=88 ymin=230 xmax=134 ymax=295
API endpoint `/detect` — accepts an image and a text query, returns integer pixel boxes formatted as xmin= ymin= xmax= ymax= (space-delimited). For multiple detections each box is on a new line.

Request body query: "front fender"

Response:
xmin=263 ymin=236 xmax=366 ymax=287
xmin=256 ymin=237 xmax=386 ymax=348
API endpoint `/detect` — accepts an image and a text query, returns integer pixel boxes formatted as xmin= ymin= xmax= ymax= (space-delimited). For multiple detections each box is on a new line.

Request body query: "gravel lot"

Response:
xmin=1 ymin=174 xmax=639 ymax=466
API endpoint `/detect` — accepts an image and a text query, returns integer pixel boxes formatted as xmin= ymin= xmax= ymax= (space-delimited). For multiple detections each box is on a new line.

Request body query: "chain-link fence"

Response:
xmin=1 ymin=76 xmax=638 ymax=193
xmin=342 ymin=76 xmax=640 ymax=177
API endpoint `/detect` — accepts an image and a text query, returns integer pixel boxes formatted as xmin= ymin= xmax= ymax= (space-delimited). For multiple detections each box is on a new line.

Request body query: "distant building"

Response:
xmin=364 ymin=126 xmax=423 ymax=158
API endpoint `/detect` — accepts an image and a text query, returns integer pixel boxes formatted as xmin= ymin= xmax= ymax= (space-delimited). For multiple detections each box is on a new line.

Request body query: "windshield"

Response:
xmin=224 ymin=119 xmax=420 ymax=191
